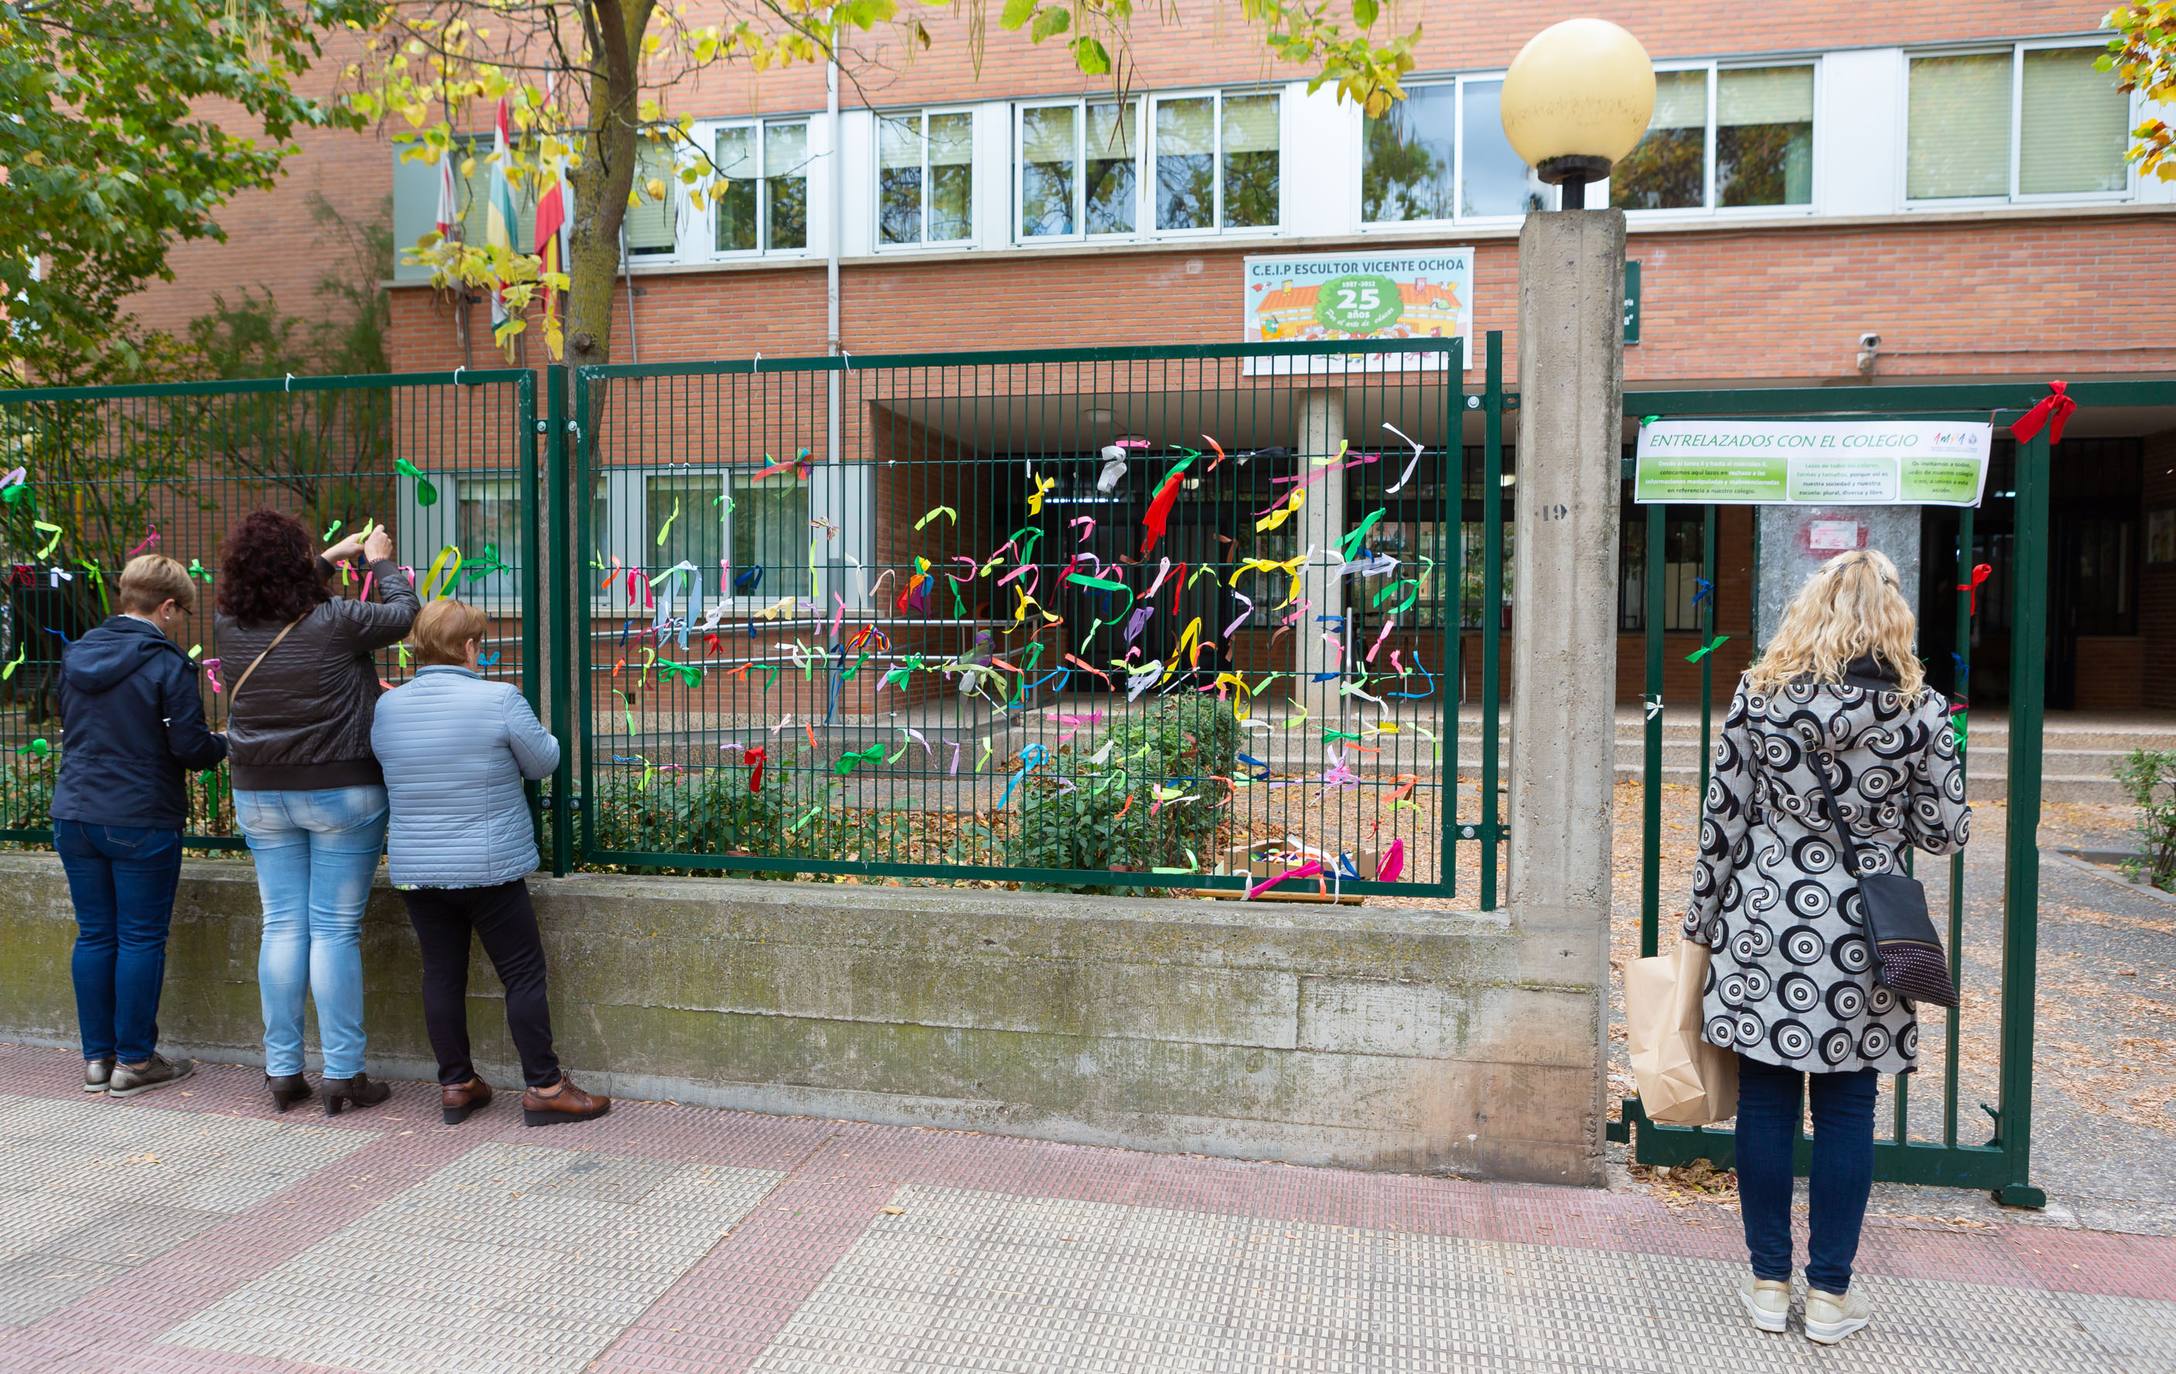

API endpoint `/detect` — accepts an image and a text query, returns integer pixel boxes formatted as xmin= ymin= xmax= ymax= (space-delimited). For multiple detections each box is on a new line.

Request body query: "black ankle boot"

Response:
xmin=322 ymin=1072 xmax=391 ymax=1116
xmin=266 ymin=1073 xmax=312 ymax=1113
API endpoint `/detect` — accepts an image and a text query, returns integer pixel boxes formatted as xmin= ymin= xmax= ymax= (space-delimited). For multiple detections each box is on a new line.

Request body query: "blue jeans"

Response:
xmin=55 ymin=821 xmax=184 ymax=1065
xmin=235 ymin=786 xmax=387 ymax=1078
xmin=1736 ymin=1054 xmax=1879 ymax=1295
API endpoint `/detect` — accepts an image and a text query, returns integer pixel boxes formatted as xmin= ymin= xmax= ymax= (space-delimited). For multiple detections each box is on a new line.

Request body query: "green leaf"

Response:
xmin=1353 ymin=0 xmax=1378 ymax=28
xmin=1030 ymin=5 xmax=1071 ymax=41
xmin=1071 ymin=35 xmax=1112 ymax=75
xmin=999 ymin=0 xmax=1038 ymax=30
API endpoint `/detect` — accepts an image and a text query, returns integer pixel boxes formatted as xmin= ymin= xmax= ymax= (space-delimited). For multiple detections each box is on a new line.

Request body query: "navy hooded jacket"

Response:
xmin=51 ymin=617 xmax=228 ymax=830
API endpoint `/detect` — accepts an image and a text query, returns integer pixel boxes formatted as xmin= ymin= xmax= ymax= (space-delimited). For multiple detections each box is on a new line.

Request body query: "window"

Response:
xmin=623 ymin=142 xmax=677 ymax=255
xmin=1362 ymin=79 xmax=1549 ymax=224
xmin=1018 ymin=98 xmax=1144 ymax=239
xmin=605 ymin=470 xmax=816 ymax=608
xmin=1612 ymin=64 xmax=1814 ymax=212
xmin=1460 ymin=80 xmax=1551 ymax=218
xmin=1619 ymin=511 xmax=1707 ymax=632
xmin=711 ymin=120 xmax=810 ymax=254
xmin=731 ymin=473 xmax=807 ymax=578
xmin=454 ymin=478 xmax=525 ymax=597
xmin=878 ymin=110 xmax=974 ymax=246
xmin=1908 ymin=44 xmax=2132 ymax=201
xmin=1363 ymin=85 xmax=1456 ymax=222
xmin=456 ymin=140 xmax=537 ymax=250
xmin=1153 ymin=91 xmax=1279 ymax=230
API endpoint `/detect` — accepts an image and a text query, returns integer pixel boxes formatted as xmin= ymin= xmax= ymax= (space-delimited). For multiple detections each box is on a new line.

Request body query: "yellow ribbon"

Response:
xmin=1255 ymin=487 xmax=1304 ymax=533
xmin=1229 ymin=554 xmax=1305 ymax=609
xmin=1026 ymin=473 xmax=1056 ymax=516
xmin=420 ymin=545 xmax=464 ymax=601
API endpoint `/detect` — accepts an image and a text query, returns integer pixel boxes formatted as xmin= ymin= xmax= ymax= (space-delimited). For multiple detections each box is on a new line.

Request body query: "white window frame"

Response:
xmin=1011 ymin=88 xmax=1283 ymax=244
xmin=692 ymin=116 xmax=818 ymax=261
xmin=1013 ymin=95 xmax=1146 ymax=245
xmin=1609 ymin=58 xmax=1821 ymax=220
xmin=1902 ymin=38 xmax=2136 ymax=209
xmin=1355 ymin=77 xmax=1458 ymax=231
xmin=873 ymin=106 xmax=979 ymax=251
xmin=1146 ymin=87 xmax=1284 ymax=237
xmin=587 ymin=464 xmax=870 ymax=618
xmin=1355 ymin=73 xmax=1554 ymax=231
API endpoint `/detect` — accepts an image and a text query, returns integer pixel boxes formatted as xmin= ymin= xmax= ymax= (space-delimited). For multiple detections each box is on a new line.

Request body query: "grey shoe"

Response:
xmin=1805 ymin=1287 xmax=1872 ymax=1345
xmin=108 ymin=1054 xmax=194 ymax=1098
xmin=82 ymin=1059 xmax=113 ymax=1093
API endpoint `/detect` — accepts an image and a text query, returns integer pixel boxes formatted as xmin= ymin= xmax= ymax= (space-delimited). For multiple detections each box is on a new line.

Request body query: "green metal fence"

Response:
xmin=566 ymin=338 xmax=1503 ymax=898
xmin=1610 ymin=378 xmax=2176 ymax=1206
xmin=0 ymin=370 xmax=538 ymax=846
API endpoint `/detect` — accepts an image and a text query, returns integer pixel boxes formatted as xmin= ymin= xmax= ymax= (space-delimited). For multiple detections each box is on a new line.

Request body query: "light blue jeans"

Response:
xmin=235 ymin=786 xmax=388 ymax=1079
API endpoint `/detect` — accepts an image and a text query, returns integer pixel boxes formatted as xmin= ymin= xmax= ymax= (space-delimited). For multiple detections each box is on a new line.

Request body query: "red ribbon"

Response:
xmin=1138 ymin=468 xmax=1186 ymax=559
xmin=1957 ymin=562 xmax=1992 ymax=615
xmin=2009 ymin=380 xmax=2076 ymax=446
xmin=744 ymin=746 xmax=766 ymax=794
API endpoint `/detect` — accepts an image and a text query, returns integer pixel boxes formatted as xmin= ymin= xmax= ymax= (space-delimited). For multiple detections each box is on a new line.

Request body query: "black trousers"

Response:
xmin=400 ymin=879 xmax=562 ymax=1089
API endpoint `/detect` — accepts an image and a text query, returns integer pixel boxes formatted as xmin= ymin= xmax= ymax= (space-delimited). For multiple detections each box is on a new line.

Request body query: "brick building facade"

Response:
xmin=129 ymin=2 xmax=2176 ymax=708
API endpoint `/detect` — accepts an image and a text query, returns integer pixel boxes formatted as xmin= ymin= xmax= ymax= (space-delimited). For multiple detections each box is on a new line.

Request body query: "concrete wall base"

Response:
xmin=0 ymin=855 xmax=1605 ymax=1184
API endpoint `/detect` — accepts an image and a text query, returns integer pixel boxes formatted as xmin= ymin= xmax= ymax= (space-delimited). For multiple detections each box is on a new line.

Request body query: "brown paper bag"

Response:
xmin=1626 ymin=940 xmax=1739 ymax=1126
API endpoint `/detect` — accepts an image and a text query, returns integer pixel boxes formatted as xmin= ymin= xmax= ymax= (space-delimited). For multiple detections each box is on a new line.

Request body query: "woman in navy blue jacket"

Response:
xmin=50 ymin=555 xmax=227 ymax=1097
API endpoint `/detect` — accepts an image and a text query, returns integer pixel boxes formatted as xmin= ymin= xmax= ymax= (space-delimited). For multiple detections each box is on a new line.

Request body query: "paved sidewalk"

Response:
xmin=0 ymin=1047 xmax=2168 ymax=1374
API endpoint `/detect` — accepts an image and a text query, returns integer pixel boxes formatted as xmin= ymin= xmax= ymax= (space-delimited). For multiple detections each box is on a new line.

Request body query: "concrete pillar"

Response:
xmin=1296 ymin=391 xmax=1346 ymax=723
xmin=1508 ymin=209 xmax=1626 ymax=1187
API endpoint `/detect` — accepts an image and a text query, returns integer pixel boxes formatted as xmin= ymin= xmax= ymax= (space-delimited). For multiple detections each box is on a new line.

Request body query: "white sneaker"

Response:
xmin=1739 ymin=1276 xmax=1791 ymax=1334
xmin=1804 ymin=1287 xmax=1872 ymax=1345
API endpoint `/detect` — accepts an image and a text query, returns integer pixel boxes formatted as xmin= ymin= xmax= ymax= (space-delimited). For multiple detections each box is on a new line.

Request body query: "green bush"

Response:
xmin=1014 ymin=696 xmax=1238 ymax=886
xmin=587 ymin=762 xmax=856 ymax=879
xmin=2115 ymin=747 xmax=2176 ymax=892
xmin=0 ymin=756 xmax=55 ymax=832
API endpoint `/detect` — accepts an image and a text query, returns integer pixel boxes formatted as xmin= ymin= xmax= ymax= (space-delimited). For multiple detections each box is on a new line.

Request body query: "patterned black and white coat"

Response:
xmin=1682 ymin=659 xmax=1970 ymax=1075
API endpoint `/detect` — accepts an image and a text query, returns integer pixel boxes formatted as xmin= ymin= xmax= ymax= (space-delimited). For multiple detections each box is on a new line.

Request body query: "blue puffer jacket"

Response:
xmin=52 ymin=617 xmax=228 ymax=829
xmin=370 ymin=666 xmax=558 ymax=888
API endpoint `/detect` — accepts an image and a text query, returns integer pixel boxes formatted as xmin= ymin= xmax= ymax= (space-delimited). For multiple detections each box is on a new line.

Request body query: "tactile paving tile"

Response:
xmin=0 ymin=1092 xmax=370 ymax=1325
xmin=749 ymin=1184 xmax=2161 ymax=1373
xmin=157 ymin=1141 xmax=781 ymax=1374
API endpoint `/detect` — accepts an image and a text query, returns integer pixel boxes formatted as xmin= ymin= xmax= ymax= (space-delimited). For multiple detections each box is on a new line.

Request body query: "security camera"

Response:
xmin=1855 ymin=332 xmax=1882 ymax=377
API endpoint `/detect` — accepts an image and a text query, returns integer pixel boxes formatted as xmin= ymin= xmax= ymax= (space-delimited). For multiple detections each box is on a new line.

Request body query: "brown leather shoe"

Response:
xmin=521 ymin=1075 xmax=610 ymax=1128
xmin=441 ymin=1076 xmax=493 ymax=1126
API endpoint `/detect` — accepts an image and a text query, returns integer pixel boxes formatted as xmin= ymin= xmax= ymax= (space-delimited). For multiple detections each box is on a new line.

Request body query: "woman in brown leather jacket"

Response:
xmin=217 ymin=511 xmax=416 ymax=1115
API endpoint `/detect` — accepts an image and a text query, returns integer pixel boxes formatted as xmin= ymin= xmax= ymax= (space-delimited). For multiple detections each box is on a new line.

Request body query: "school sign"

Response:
xmin=1633 ymin=420 xmax=1992 ymax=506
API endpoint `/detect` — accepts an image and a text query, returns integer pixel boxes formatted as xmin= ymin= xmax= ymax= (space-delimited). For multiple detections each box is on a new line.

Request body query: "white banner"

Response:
xmin=1634 ymin=420 xmax=1992 ymax=507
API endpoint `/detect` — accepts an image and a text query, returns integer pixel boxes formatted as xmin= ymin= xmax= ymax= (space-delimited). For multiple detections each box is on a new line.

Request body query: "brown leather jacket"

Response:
xmin=215 ymin=559 xmax=419 ymax=792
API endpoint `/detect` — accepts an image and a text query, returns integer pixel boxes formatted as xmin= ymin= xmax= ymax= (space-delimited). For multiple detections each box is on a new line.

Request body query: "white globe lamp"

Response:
xmin=1499 ymin=18 xmax=1657 ymax=209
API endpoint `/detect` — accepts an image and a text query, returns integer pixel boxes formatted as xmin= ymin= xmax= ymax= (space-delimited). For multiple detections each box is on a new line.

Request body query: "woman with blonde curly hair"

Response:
xmin=1683 ymin=548 xmax=1969 ymax=1346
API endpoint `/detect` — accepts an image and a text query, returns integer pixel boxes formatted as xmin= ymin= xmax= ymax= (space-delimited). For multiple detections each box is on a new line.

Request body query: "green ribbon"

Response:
xmin=656 ymin=658 xmax=703 ymax=688
xmin=1685 ymin=633 xmax=1731 ymax=663
xmin=1338 ymin=508 xmax=1385 ymax=563
xmin=395 ymin=458 xmax=439 ymax=507
xmin=834 ymin=744 xmax=885 ymax=775
xmin=463 ymin=543 xmax=510 ymax=580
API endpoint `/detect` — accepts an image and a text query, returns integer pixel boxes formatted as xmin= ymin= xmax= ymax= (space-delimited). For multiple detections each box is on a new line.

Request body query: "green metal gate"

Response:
xmin=561 ymin=339 xmax=1508 ymax=898
xmin=0 ymin=370 xmax=540 ymax=845
xmin=1611 ymin=378 xmax=2176 ymax=1206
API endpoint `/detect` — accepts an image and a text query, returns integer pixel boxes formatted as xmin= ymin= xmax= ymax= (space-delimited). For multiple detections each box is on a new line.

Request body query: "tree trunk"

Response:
xmin=565 ymin=0 xmax=650 ymax=369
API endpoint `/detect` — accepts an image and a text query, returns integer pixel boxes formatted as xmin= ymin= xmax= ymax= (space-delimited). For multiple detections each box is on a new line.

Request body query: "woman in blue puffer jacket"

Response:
xmin=370 ymin=598 xmax=608 ymax=1128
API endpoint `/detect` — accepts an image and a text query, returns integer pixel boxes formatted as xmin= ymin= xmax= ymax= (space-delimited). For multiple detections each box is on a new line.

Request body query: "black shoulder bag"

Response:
xmin=1808 ymin=753 xmax=1960 ymax=1009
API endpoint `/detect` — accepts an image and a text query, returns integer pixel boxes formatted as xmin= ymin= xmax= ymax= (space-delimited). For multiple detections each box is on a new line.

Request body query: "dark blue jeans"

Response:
xmin=55 ymin=820 xmax=185 ymax=1065
xmin=1735 ymin=1053 xmax=1879 ymax=1295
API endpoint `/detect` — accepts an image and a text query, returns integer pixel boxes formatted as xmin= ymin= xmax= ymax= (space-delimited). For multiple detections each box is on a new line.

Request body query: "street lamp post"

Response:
xmin=1497 ymin=19 xmax=1653 ymax=1186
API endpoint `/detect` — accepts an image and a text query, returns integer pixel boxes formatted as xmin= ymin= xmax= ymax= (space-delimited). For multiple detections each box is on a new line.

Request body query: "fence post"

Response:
xmin=1994 ymin=427 xmax=2049 ymax=1208
xmin=546 ymin=364 xmax=574 ymax=876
